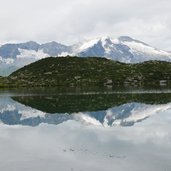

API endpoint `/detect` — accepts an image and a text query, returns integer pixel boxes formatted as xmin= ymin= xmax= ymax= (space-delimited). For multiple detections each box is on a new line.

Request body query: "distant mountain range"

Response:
xmin=0 ymin=36 xmax=171 ymax=76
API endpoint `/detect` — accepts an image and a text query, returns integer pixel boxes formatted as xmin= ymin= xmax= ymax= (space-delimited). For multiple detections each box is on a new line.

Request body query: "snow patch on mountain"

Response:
xmin=17 ymin=49 xmax=49 ymax=59
xmin=123 ymin=41 xmax=169 ymax=56
xmin=78 ymin=38 xmax=100 ymax=52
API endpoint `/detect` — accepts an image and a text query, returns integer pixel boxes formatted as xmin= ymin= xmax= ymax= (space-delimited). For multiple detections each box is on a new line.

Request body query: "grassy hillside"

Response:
xmin=1 ymin=56 xmax=171 ymax=87
xmin=0 ymin=77 xmax=10 ymax=88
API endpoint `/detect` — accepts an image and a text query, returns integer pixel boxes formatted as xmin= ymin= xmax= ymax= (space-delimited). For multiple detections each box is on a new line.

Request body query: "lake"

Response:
xmin=0 ymin=88 xmax=171 ymax=171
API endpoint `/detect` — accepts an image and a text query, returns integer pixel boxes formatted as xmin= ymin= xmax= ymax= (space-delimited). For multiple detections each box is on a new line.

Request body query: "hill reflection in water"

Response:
xmin=0 ymin=89 xmax=171 ymax=127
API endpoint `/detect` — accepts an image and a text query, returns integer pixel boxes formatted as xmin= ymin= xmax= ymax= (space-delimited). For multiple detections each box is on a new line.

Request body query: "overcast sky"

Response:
xmin=0 ymin=0 xmax=170 ymax=50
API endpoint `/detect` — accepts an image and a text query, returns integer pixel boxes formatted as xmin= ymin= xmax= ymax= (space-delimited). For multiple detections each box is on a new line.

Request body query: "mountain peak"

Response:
xmin=17 ymin=41 xmax=40 ymax=52
xmin=41 ymin=41 xmax=62 ymax=46
xmin=100 ymin=36 xmax=111 ymax=40
xmin=99 ymin=36 xmax=113 ymax=44
xmin=77 ymin=36 xmax=113 ymax=51
xmin=24 ymin=40 xmax=39 ymax=45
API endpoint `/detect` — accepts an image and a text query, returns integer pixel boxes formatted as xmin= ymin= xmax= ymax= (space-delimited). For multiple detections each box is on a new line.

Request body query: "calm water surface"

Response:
xmin=0 ymin=88 xmax=171 ymax=171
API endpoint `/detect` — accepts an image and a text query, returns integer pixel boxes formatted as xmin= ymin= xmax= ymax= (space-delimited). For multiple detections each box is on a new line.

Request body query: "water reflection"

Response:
xmin=0 ymin=90 xmax=171 ymax=171
xmin=0 ymin=91 xmax=171 ymax=127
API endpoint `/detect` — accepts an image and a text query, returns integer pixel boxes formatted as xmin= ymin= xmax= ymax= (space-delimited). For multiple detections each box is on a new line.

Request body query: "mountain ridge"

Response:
xmin=0 ymin=36 xmax=171 ymax=76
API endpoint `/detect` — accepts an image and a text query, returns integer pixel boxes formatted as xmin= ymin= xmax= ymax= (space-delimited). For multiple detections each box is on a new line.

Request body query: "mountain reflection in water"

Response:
xmin=0 ymin=91 xmax=171 ymax=127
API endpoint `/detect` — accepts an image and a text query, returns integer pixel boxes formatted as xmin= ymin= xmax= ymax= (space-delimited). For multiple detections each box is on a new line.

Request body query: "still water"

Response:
xmin=0 ymin=89 xmax=171 ymax=171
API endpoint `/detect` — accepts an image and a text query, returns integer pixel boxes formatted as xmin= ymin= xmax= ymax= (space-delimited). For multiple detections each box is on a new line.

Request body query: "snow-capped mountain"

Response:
xmin=0 ymin=41 xmax=69 ymax=58
xmin=73 ymin=36 xmax=171 ymax=63
xmin=0 ymin=41 xmax=70 ymax=76
xmin=0 ymin=36 xmax=171 ymax=76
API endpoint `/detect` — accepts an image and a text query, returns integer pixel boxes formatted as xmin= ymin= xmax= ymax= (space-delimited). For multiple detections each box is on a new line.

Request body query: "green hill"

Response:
xmin=0 ymin=76 xmax=9 ymax=88
xmin=1 ymin=56 xmax=171 ymax=87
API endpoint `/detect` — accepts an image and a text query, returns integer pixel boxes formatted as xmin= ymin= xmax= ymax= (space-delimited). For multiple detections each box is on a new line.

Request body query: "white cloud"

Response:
xmin=0 ymin=0 xmax=170 ymax=50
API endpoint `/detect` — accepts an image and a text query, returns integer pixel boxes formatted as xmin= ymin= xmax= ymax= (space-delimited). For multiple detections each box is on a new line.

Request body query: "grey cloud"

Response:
xmin=0 ymin=0 xmax=170 ymax=50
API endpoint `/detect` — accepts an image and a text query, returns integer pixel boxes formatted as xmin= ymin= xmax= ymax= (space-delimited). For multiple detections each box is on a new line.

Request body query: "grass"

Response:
xmin=0 ymin=56 xmax=171 ymax=88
